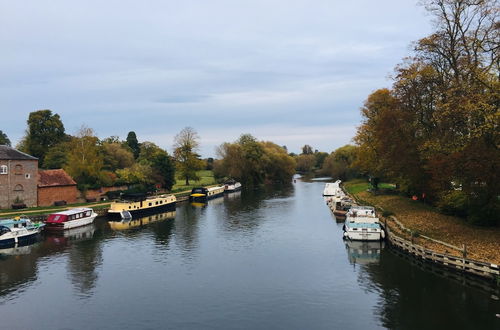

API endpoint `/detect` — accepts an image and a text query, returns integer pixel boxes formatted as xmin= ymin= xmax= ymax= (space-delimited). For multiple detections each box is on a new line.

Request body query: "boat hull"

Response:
xmin=0 ymin=231 xmax=40 ymax=248
xmin=107 ymin=202 xmax=176 ymax=221
xmin=189 ymin=192 xmax=224 ymax=202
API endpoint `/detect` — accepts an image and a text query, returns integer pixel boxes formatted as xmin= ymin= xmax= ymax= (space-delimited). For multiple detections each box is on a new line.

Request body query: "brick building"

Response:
xmin=38 ymin=169 xmax=78 ymax=206
xmin=0 ymin=145 xmax=38 ymax=209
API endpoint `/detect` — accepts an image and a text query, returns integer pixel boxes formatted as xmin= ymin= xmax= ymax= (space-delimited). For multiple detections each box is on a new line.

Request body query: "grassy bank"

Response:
xmin=171 ymin=170 xmax=217 ymax=193
xmin=344 ymin=179 xmax=500 ymax=264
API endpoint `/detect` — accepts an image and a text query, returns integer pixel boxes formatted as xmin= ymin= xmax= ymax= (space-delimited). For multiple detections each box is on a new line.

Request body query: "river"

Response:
xmin=1 ymin=179 xmax=499 ymax=329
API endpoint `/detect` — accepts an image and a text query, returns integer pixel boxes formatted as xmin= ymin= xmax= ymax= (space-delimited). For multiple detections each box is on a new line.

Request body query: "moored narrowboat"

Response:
xmin=189 ymin=186 xmax=225 ymax=202
xmin=107 ymin=194 xmax=176 ymax=220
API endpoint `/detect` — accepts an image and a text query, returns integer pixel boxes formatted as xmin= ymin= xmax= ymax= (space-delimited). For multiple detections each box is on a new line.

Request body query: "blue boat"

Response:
xmin=0 ymin=218 xmax=45 ymax=248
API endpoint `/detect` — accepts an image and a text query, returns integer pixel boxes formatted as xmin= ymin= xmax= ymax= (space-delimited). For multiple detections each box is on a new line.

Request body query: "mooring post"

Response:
xmin=462 ymin=244 xmax=467 ymax=258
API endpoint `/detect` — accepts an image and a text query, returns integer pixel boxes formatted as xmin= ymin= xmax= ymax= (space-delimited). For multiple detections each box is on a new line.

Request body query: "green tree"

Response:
xmin=102 ymin=142 xmax=134 ymax=171
xmin=23 ymin=109 xmax=66 ymax=166
xmin=295 ymin=154 xmax=315 ymax=173
xmin=301 ymin=144 xmax=313 ymax=155
xmin=126 ymin=131 xmax=140 ymax=159
xmin=173 ymin=127 xmax=204 ymax=185
xmin=0 ymin=130 xmax=11 ymax=146
xmin=138 ymin=142 xmax=176 ymax=190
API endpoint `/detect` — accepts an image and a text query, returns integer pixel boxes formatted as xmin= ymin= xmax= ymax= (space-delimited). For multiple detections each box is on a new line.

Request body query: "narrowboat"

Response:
xmin=45 ymin=208 xmax=98 ymax=231
xmin=107 ymin=194 xmax=176 ymax=221
xmin=224 ymin=180 xmax=242 ymax=192
xmin=189 ymin=186 xmax=225 ymax=202
xmin=0 ymin=218 xmax=45 ymax=247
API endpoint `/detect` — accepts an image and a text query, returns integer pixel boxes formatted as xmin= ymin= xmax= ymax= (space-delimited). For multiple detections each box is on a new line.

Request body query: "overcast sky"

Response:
xmin=0 ymin=0 xmax=432 ymax=157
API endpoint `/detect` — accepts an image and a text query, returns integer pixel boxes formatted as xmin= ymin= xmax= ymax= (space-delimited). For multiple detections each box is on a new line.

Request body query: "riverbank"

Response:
xmin=344 ymin=180 xmax=500 ymax=265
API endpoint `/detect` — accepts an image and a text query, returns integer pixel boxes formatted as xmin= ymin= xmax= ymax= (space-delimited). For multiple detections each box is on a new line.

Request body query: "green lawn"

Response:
xmin=171 ymin=170 xmax=217 ymax=193
xmin=344 ymin=179 xmax=395 ymax=195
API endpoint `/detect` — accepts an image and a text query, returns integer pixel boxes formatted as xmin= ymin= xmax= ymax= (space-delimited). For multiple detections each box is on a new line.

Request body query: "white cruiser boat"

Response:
xmin=224 ymin=180 xmax=242 ymax=192
xmin=343 ymin=205 xmax=385 ymax=241
xmin=0 ymin=218 xmax=45 ymax=247
xmin=323 ymin=180 xmax=343 ymax=196
xmin=45 ymin=208 xmax=98 ymax=230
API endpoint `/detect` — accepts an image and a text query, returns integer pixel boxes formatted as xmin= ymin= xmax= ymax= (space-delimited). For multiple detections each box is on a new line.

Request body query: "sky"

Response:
xmin=0 ymin=0 xmax=433 ymax=157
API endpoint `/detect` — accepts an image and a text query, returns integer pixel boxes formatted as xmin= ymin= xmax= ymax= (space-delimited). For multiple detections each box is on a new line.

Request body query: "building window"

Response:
xmin=25 ymin=173 xmax=31 ymax=179
xmin=14 ymin=164 xmax=23 ymax=174
xmin=14 ymin=184 xmax=23 ymax=191
xmin=0 ymin=165 xmax=7 ymax=175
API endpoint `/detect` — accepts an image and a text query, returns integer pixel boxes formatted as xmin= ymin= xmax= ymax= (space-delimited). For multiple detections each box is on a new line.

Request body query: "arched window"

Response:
xmin=14 ymin=184 xmax=23 ymax=191
xmin=0 ymin=165 xmax=7 ymax=175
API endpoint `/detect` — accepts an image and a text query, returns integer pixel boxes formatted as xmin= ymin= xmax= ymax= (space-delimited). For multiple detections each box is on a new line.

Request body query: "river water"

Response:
xmin=1 ymin=180 xmax=499 ymax=329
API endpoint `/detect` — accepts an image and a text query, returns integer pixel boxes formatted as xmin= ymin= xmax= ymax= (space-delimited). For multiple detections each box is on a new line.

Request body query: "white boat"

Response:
xmin=323 ymin=180 xmax=343 ymax=196
xmin=224 ymin=180 xmax=242 ymax=192
xmin=343 ymin=206 xmax=385 ymax=241
xmin=45 ymin=208 xmax=98 ymax=230
xmin=343 ymin=221 xmax=385 ymax=241
xmin=0 ymin=218 xmax=45 ymax=247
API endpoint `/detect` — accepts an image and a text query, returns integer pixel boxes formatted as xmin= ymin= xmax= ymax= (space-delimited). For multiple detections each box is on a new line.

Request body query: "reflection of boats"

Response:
xmin=0 ymin=218 xmax=44 ymax=247
xmin=224 ymin=190 xmax=242 ymax=200
xmin=224 ymin=180 xmax=242 ymax=192
xmin=189 ymin=186 xmax=224 ymax=202
xmin=45 ymin=223 xmax=96 ymax=244
xmin=107 ymin=194 xmax=176 ymax=220
xmin=343 ymin=206 xmax=385 ymax=241
xmin=45 ymin=208 xmax=97 ymax=230
xmin=345 ymin=240 xmax=384 ymax=264
xmin=0 ymin=243 xmax=36 ymax=256
xmin=109 ymin=211 xmax=176 ymax=230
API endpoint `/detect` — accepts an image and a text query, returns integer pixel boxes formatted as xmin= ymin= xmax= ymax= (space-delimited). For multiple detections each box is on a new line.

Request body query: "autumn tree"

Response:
xmin=0 ymin=130 xmax=11 ymax=146
xmin=215 ymin=134 xmax=295 ymax=185
xmin=173 ymin=127 xmax=204 ymax=185
xmin=64 ymin=126 xmax=104 ymax=188
xmin=301 ymin=144 xmax=313 ymax=155
xmin=22 ymin=110 xmax=66 ymax=167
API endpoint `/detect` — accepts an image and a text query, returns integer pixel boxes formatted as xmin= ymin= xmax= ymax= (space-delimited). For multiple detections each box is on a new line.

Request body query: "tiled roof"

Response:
xmin=38 ymin=169 xmax=77 ymax=187
xmin=0 ymin=145 xmax=37 ymax=160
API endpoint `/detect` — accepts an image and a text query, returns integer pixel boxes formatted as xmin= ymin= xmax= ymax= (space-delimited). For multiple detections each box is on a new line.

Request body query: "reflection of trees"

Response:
xmin=67 ymin=239 xmax=102 ymax=297
xmin=218 ymin=185 xmax=295 ymax=234
xmin=360 ymin=248 xmax=500 ymax=329
xmin=173 ymin=204 xmax=203 ymax=258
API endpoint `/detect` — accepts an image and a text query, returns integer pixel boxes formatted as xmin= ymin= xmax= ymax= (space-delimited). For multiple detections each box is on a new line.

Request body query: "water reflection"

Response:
xmin=108 ymin=211 xmax=176 ymax=231
xmin=345 ymin=240 xmax=384 ymax=265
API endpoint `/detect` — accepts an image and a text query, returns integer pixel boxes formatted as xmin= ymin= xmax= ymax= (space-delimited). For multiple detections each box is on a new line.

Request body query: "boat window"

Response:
xmin=160 ymin=201 xmax=163 ymax=204
xmin=85 ymin=211 xmax=91 ymax=216
xmin=14 ymin=223 xmax=18 ymax=228
xmin=0 ymin=226 xmax=10 ymax=235
xmin=129 ymin=206 xmax=131 ymax=209
xmin=155 ymin=201 xmax=158 ymax=205
xmin=149 ymin=203 xmax=152 ymax=206
xmin=22 ymin=222 xmax=27 ymax=227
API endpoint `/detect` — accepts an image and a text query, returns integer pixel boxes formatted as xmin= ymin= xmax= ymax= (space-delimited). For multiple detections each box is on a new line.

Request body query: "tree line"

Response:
xmin=354 ymin=0 xmax=499 ymax=225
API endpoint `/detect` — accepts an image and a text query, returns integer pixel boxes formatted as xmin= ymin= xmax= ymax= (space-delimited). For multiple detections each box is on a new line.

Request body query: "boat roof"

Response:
xmin=350 ymin=206 xmax=375 ymax=211
xmin=347 ymin=222 xmax=381 ymax=229
xmin=0 ymin=218 xmax=31 ymax=226
xmin=207 ymin=186 xmax=224 ymax=191
xmin=51 ymin=208 xmax=93 ymax=215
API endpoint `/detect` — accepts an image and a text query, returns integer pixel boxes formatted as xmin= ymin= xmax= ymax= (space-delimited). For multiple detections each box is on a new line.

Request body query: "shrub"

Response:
xmin=437 ymin=190 xmax=468 ymax=217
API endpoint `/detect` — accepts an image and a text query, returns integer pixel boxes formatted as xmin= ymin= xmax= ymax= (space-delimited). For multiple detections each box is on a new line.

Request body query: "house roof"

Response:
xmin=38 ymin=169 xmax=77 ymax=187
xmin=0 ymin=145 xmax=38 ymax=160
